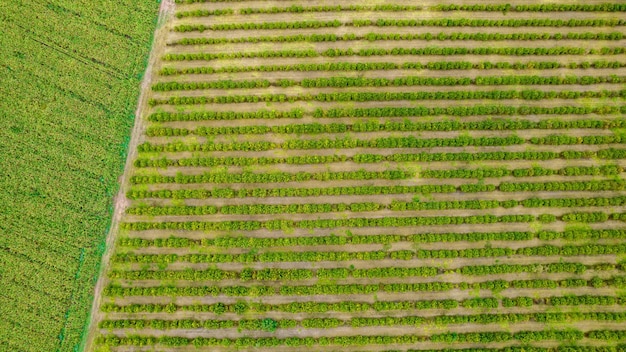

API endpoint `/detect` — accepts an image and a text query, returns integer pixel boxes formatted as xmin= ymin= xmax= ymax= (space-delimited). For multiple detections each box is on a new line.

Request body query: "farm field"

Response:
xmin=0 ymin=0 xmax=159 ymax=351
xmin=90 ymin=0 xmax=626 ymax=351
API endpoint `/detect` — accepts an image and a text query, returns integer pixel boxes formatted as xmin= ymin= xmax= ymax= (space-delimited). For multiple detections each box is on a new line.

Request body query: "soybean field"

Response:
xmin=91 ymin=1 xmax=626 ymax=351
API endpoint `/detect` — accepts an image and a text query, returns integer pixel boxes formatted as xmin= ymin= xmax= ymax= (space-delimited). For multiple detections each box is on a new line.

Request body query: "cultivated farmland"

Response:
xmin=91 ymin=1 xmax=626 ymax=351
xmin=0 ymin=1 xmax=159 ymax=351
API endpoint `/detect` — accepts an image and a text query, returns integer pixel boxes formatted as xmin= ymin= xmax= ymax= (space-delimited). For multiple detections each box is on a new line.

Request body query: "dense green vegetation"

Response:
xmin=0 ymin=1 xmax=159 ymax=351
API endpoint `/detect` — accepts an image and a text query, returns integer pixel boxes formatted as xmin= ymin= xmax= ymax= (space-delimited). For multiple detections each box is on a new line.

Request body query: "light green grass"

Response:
xmin=0 ymin=1 xmax=159 ymax=351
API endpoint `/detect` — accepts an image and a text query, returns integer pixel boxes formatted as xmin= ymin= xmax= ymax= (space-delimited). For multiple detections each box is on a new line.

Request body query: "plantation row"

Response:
xmin=162 ymin=46 xmax=626 ymax=61
xmin=151 ymin=74 xmax=626 ymax=91
xmin=126 ymin=195 xmax=626 ymax=216
xmin=115 ymin=243 xmax=626 ymax=263
xmin=176 ymin=5 xmax=422 ymax=18
xmin=130 ymin=169 xmax=416 ymax=185
xmin=147 ymin=105 xmax=626 ymax=122
xmin=122 ymin=212 xmax=626 ymax=231
xmin=98 ymin=329 xmax=626 ymax=347
xmin=126 ymin=179 xmax=626 ymax=201
xmin=144 ymin=123 xmax=626 ymax=142
xmin=142 ymin=133 xmax=626 ymax=151
xmin=102 ymin=294 xmax=626 ymax=314
xmin=159 ymin=60 xmax=626 ymax=75
xmin=317 ymin=105 xmax=625 ymax=118
xmin=436 ymin=4 xmax=626 ymax=12
xmin=104 ymin=276 xmax=626 ymax=298
xmin=100 ymin=311 xmax=626 ymax=331
xmin=139 ymin=135 xmax=532 ymax=152
xmin=118 ymin=229 xmax=626 ymax=249
xmin=174 ymin=4 xmax=626 ymax=17
xmin=150 ymin=89 xmax=626 ymax=105
xmin=146 ymin=118 xmax=626 ymax=136
xmin=121 ymin=214 xmax=549 ymax=231
xmin=172 ymin=31 xmax=624 ymax=45
xmin=421 ymin=165 xmax=622 ymax=178
xmin=146 ymin=112 xmax=626 ymax=137
xmin=174 ymin=19 xmax=626 ymax=32
xmin=135 ymin=149 xmax=626 ymax=167
xmin=110 ymin=261 xmax=597 ymax=280
xmin=136 ymin=137 xmax=482 ymax=153
xmin=149 ymin=90 xmax=626 ymax=106
xmin=152 ymin=75 xmax=626 ymax=91
xmin=137 ymin=134 xmax=626 ymax=153
xmin=109 ymin=261 xmax=611 ymax=282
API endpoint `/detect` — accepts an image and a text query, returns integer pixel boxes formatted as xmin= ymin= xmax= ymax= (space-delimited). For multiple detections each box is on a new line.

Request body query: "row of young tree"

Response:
xmin=135 ymin=151 xmax=622 ymax=169
xmin=152 ymin=74 xmax=625 ymax=91
xmin=159 ymin=60 xmax=625 ymax=76
xmin=98 ymin=328 xmax=623 ymax=346
xmin=107 ymin=103 xmax=626 ymax=125
xmin=109 ymin=261 xmax=605 ymax=282
xmin=160 ymin=46 xmax=624 ymax=61
xmin=101 ymin=291 xmax=626 ymax=315
xmin=422 ymin=165 xmax=621 ymax=179
xmin=99 ymin=310 xmax=626 ymax=330
xmin=145 ymin=118 xmax=624 ymax=137
xmin=316 ymin=105 xmax=625 ymax=118
xmin=113 ymin=243 xmax=626 ymax=265
xmin=126 ymin=184 xmax=457 ymax=200
xmin=173 ymin=1 xmax=625 ymax=12
xmin=121 ymin=213 xmax=549 ymax=231
xmin=356 ymin=18 xmax=626 ymax=27
xmin=148 ymin=109 xmax=303 ymax=122
xmin=126 ymin=195 xmax=626 ymax=216
xmin=173 ymin=18 xmax=626 ymax=32
xmin=140 ymin=134 xmax=530 ymax=153
xmin=130 ymin=169 xmax=413 ymax=185
xmin=125 ymin=179 xmax=626 ymax=201
xmin=434 ymin=4 xmax=626 ymax=12
xmin=145 ymin=130 xmax=625 ymax=151
xmin=139 ymin=135 xmax=626 ymax=154
xmin=149 ymin=89 xmax=625 ymax=105
xmin=104 ymin=275 xmax=626 ymax=298
xmin=117 ymin=228 xmax=626 ymax=249
xmin=172 ymin=31 xmax=623 ymax=46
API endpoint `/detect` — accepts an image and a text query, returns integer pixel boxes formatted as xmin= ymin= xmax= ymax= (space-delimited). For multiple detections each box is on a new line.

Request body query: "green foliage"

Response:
xmin=139 ymin=118 xmax=626 ymax=141
xmin=173 ymin=32 xmax=624 ymax=46
xmin=318 ymin=105 xmax=624 ymax=118
xmin=174 ymin=18 xmax=626 ymax=32
xmin=161 ymin=60 xmax=626 ymax=75
xmin=118 ymin=229 xmax=626 ymax=249
xmin=435 ymin=4 xmax=626 ymax=12
xmin=97 ymin=328 xmax=596 ymax=346
xmin=150 ymin=89 xmax=625 ymax=105
xmin=261 ymin=318 xmax=278 ymax=332
xmin=115 ymin=243 xmax=626 ymax=264
xmin=160 ymin=46 xmax=624 ymax=62
xmin=95 ymin=3 xmax=626 ymax=351
xmin=153 ymin=75 xmax=626 ymax=91
xmin=0 ymin=1 xmax=159 ymax=351
xmin=130 ymin=169 xmax=414 ymax=185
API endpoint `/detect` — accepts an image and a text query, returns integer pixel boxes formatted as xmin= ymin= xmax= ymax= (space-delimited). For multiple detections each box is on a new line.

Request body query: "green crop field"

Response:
xmin=5 ymin=0 xmax=626 ymax=352
xmin=0 ymin=1 xmax=159 ymax=351
xmin=89 ymin=0 xmax=626 ymax=351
